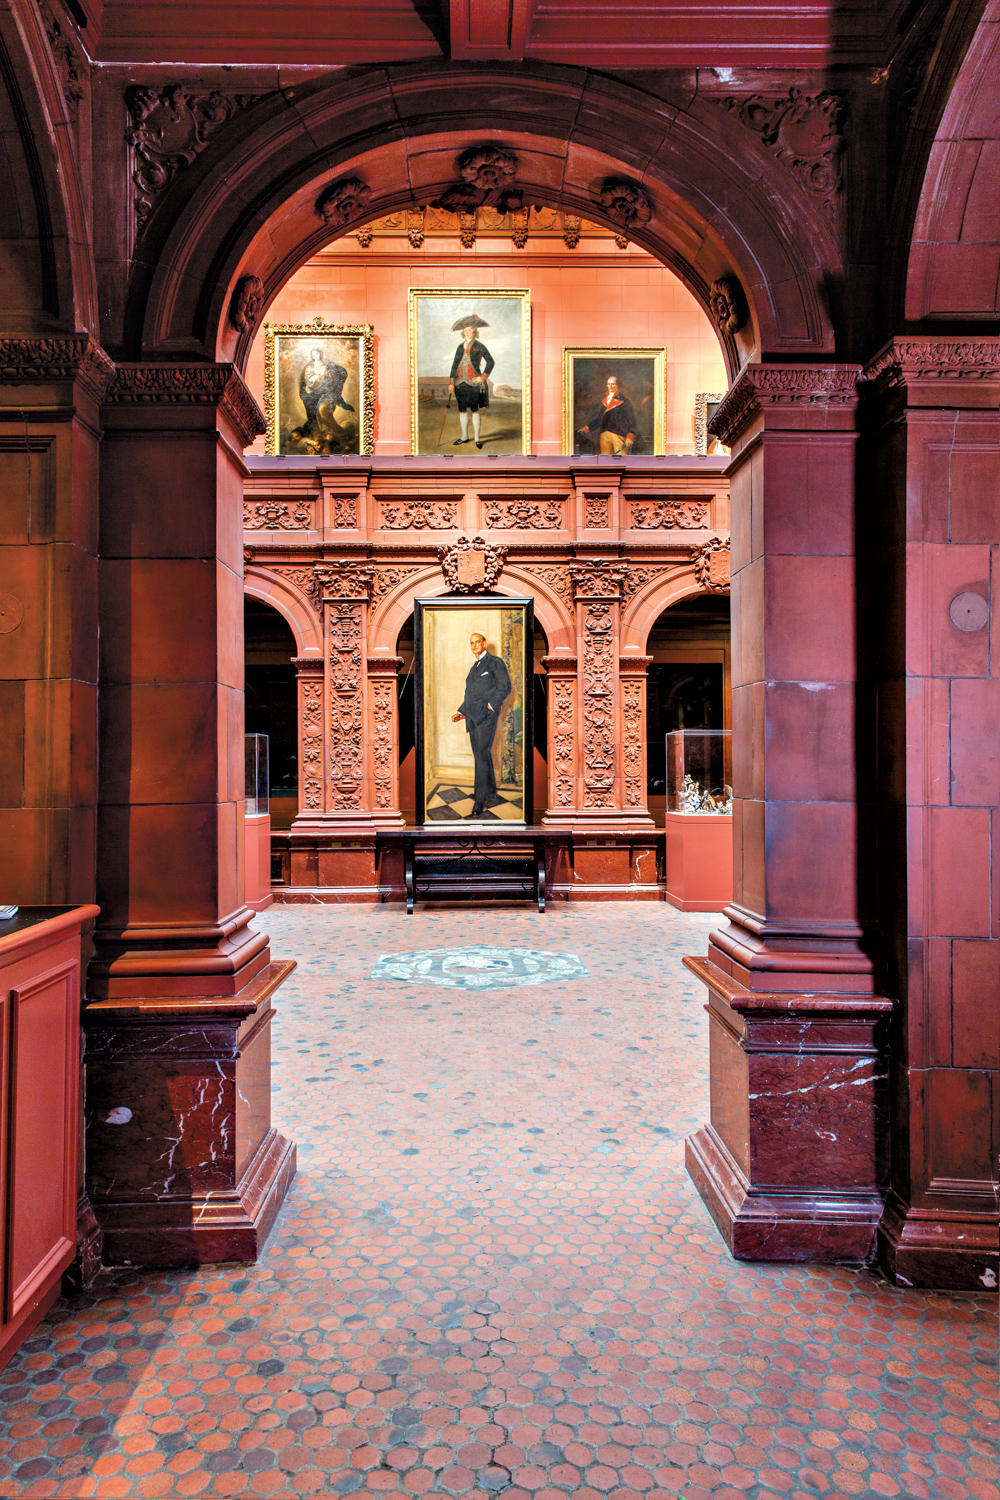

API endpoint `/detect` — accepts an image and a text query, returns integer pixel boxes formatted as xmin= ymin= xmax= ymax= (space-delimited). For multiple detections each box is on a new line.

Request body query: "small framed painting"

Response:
xmin=414 ymin=595 xmax=534 ymax=826
xmin=562 ymin=347 xmax=666 ymax=456
xmin=264 ymin=318 xmax=374 ymax=455
xmin=695 ymin=391 xmax=727 ymax=455
xmin=409 ymin=289 xmax=531 ymax=455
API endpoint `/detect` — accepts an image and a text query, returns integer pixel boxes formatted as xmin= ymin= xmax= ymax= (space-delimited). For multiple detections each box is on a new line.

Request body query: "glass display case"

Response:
xmin=245 ymin=733 xmax=269 ymax=816
xmin=666 ymin=729 xmax=732 ymax=814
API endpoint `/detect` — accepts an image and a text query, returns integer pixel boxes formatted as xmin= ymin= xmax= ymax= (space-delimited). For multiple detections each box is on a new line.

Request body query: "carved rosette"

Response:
xmin=380 ymin=500 xmax=459 ymax=530
xmin=629 ymin=499 xmax=710 ymax=530
xmin=709 ymin=277 xmax=746 ymax=336
xmin=440 ymin=534 xmax=507 ymax=593
xmin=483 ymin=499 xmax=563 ymax=531
xmin=693 ymin=536 xmax=731 ymax=593
xmin=230 ymin=275 xmax=264 ymax=334
xmin=316 ymin=176 xmax=372 ymax=229
xmin=597 ymin=178 xmax=653 ymax=231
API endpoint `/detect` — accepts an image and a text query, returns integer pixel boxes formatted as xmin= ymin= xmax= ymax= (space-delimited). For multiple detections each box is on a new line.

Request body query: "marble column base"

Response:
xmin=876 ymin=1192 xmax=999 ymax=1291
xmin=84 ymin=961 xmax=297 ymax=1268
xmin=684 ymin=955 xmax=893 ymax=1265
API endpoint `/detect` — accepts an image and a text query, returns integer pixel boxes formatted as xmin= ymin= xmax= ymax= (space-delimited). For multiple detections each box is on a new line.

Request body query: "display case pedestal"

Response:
xmin=245 ymin=813 xmax=273 ymax=912
xmin=664 ymin=811 xmax=732 ymax=912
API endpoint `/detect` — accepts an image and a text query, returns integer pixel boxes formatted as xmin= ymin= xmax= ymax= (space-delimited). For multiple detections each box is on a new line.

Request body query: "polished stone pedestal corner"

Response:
xmin=83 ymin=960 xmax=297 ymax=1268
xmin=664 ymin=812 xmax=733 ymax=912
xmin=245 ymin=812 xmax=274 ymax=912
xmin=684 ymin=956 xmax=894 ymax=1263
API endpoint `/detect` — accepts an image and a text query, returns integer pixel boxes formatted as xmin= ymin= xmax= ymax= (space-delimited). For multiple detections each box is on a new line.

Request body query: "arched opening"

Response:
xmin=395 ymin=611 xmax=549 ymax=824
xmin=244 ymin=596 xmax=299 ymax=830
xmin=644 ymin=594 xmax=731 ymax=825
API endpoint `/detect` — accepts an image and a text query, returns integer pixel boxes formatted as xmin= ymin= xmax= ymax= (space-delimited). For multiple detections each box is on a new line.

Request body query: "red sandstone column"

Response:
xmin=84 ymin=364 xmax=296 ymax=1267
xmin=685 ymin=365 xmax=893 ymax=1265
xmin=862 ymin=337 xmax=999 ymax=1290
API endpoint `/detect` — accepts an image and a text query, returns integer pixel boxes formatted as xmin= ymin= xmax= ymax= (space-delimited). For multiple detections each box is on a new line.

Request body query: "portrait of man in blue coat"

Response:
xmin=451 ymin=631 xmax=512 ymax=816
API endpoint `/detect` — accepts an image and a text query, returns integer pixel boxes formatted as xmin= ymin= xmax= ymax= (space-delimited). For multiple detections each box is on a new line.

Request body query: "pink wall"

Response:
xmin=244 ymin=236 xmax=728 ymax=456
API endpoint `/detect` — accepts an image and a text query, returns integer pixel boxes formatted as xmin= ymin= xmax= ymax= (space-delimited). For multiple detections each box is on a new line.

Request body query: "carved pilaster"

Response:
xmin=367 ymin=656 xmax=405 ymax=829
xmin=292 ymin=657 xmax=324 ymax=817
xmin=540 ymin=656 xmax=578 ymax=824
xmin=620 ymin=656 xmax=653 ymax=815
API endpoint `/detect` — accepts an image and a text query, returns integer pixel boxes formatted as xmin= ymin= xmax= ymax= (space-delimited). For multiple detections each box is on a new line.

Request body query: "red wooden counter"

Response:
xmin=0 ymin=905 xmax=99 ymax=1370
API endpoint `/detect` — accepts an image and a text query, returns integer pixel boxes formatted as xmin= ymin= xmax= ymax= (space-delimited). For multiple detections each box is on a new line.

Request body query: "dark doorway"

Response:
xmin=645 ymin=594 xmax=731 ymax=821
xmin=245 ymin=597 xmax=298 ymax=829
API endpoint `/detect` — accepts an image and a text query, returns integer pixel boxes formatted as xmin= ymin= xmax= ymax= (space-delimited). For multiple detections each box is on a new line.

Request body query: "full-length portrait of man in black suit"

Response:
xmin=452 ymin=632 xmax=512 ymax=816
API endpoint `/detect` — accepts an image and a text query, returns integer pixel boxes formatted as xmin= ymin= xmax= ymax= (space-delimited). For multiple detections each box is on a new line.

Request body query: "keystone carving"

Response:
xmin=597 ymin=179 xmax=652 ymax=231
xmin=316 ymin=176 xmax=373 ymax=229
xmin=458 ymin=146 xmax=517 ymax=192
xmin=435 ymin=146 xmax=529 ymax=217
xmin=440 ymin=534 xmax=507 ymax=593
xmin=230 ymin=275 xmax=264 ymax=334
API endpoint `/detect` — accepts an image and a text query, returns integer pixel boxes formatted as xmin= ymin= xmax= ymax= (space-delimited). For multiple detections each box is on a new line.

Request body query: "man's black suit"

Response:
xmin=457 ymin=650 xmax=512 ymax=808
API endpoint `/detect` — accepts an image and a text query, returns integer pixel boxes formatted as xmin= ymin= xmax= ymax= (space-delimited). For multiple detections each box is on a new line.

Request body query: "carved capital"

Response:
xmin=367 ymin=655 xmax=404 ymax=677
xmin=106 ymin=363 xmax=265 ymax=446
xmin=541 ymin=655 xmax=578 ymax=674
xmin=314 ymin=560 xmax=376 ymax=602
xmin=0 ymin=336 xmax=115 ymax=402
xmin=860 ymin=337 xmax=1000 ymax=394
xmin=292 ymin=656 xmax=324 ymax=676
xmin=569 ymin=558 xmax=631 ymax=601
xmin=709 ymin=364 xmax=860 ymax=447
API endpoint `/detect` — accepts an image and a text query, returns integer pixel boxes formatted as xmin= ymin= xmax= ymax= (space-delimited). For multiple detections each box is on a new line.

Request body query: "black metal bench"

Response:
xmin=402 ymin=831 xmax=546 ymax=913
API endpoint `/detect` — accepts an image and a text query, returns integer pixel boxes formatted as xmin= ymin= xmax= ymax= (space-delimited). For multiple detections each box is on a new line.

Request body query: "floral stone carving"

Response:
xmin=230 ymin=275 xmax=264 ymax=334
xmin=440 ymin=534 xmax=507 ymax=593
xmin=483 ymin=499 xmax=563 ymax=531
xmin=316 ymin=176 xmax=373 ymax=229
xmin=380 ymin=500 xmax=459 ymax=530
xmin=629 ymin=499 xmax=710 ymax=530
xmin=581 ymin=602 xmax=617 ymax=808
xmin=243 ymin=500 xmax=313 ymax=530
xmin=709 ymin=277 xmax=746 ymax=336
xmin=127 ymin=86 xmax=248 ymax=228
xmin=597 ymin=179 xmax=652 ymax=231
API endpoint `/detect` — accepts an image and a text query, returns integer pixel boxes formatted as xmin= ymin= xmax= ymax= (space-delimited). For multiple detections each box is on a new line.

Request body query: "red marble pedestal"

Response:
xmin=245 ymin=813 xmax=274 ymax=912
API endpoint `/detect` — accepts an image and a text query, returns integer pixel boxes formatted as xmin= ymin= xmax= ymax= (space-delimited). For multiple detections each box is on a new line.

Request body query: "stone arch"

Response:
xmin=370 ymin=567 xmax=573 ymax=657
xmin=621 ymin=566 xmax=711 ymax=654
xmin=0 ymin=10 xmax=96 ymax=331
xmin=244 ymin=565 xmax=323 ymax=657
xmin=906 ymin=1 xmax=1000 ymax=323
xmin=120 ymin=63 xmax=841 ymax=369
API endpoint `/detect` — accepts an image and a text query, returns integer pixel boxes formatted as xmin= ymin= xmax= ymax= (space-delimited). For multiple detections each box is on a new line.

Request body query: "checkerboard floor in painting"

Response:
xmin=424 ymin=784 xmax=524 ymax=822
xmin=2 ymin=904 xmax=997 ymax=1500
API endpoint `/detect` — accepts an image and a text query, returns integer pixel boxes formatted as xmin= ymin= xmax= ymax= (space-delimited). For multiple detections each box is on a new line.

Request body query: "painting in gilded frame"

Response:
xmin=562 ymin=347 xmax=665 ymax=456
xmin=409 ymin=289 xmax=531 ymax=456
xmin=414 ymin=595 xmax=533 ymax=826
xmin=264 ymin=318 xmax=374 ymax=455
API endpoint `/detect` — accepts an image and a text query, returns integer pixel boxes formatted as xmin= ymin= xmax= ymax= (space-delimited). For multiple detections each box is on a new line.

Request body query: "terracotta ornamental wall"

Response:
xmin=243 ymin=455 xmax=731 ymax=901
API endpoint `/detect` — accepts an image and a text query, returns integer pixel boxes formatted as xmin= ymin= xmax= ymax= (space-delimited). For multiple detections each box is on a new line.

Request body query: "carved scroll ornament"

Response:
xmin=299 ymin=676 xmax=324 ymax=812
xmin=630 ymin=499 xmax=710 ymax=530
xmin=581 ymin=602 xmax=616 ymax=808
xmin=127 ymin=86 xmax=250 ymax=228
xmin=440 ymin=534 xmax=507 ymax=593
xmin=723 ymin=88 xmax=846 ymax=221
xmin=380 ymin=500 xmax=459 ymax=530
xmin=243 ymin=500 xmax=313 ymax=530
xmin=483 ymin=499 xmax=563 ymax=531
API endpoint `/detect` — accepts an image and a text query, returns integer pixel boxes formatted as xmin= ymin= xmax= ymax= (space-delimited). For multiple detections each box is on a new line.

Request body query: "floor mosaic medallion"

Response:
xmin=371 ymin=945 xmax=589 ymax=989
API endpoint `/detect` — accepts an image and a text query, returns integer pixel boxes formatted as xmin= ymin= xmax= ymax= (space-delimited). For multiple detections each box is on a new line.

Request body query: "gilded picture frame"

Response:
xmin=695 ymin=391 xmax=727 ymax=455
xmin=413 ymin=594 xmax=534 ymax=827
xmin=562 ymin=347 xmax=666 ymax=456
xmin=264 ymin=318 xmax=374 ymax=456
xmin=408 ymin=289 xmax=531 ymax=456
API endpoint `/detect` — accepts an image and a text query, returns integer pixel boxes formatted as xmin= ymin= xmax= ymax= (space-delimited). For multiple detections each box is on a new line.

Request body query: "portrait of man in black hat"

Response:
xmin=448 ymin=315 xmax=495 ymax=449
xmin=451 ymin=630 xmax=512 ymax=816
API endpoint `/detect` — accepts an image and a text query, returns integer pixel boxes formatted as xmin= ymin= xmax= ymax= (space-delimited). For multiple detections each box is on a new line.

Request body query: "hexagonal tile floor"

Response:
xmin=0 ymin=903 xmax=995 ymax=1499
